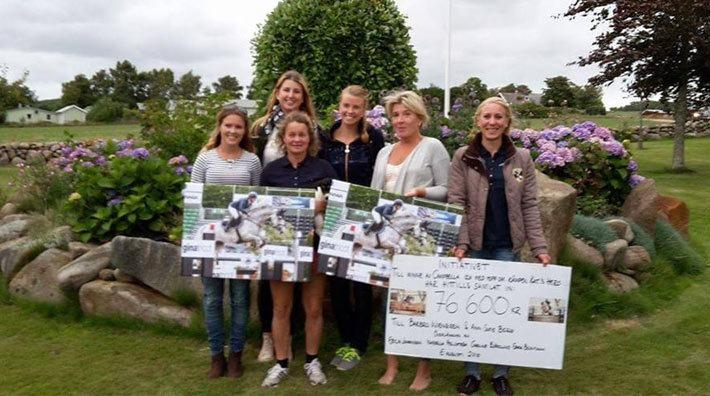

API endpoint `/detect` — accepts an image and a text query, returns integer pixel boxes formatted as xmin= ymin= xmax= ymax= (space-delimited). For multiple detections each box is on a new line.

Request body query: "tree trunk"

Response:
xmin=671 ymin=82 xmax=688 ymax=171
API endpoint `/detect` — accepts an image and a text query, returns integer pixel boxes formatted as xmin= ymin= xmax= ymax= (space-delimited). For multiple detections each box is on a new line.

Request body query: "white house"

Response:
xmin=497 ymin=92 xmax=543 ymax=106
xmin=56 ymin=105 xmax=88 ymax=124
xmin=3 ymin=104 xmax=87 ymax=125
xmin=4 ymin=105 xmax=57 ymax=124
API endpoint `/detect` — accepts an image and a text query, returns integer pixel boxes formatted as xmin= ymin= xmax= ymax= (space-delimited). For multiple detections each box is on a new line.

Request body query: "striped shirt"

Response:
xmin=190 ymin=149 xmax=262 ymax=186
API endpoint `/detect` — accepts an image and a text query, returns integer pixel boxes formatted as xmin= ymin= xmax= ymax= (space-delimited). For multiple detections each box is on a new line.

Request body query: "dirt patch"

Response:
xmin=605 ymin=318 xmax=642 ymax=330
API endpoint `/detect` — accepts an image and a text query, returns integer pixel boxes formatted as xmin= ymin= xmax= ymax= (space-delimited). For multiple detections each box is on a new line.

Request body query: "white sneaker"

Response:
xmin=257 ymin=333 xmax=274 ymax=362
xmin=304 ymin=358 xmax=327 ymax=385
xmin=261 ymin=364 xmax=289 ymax=387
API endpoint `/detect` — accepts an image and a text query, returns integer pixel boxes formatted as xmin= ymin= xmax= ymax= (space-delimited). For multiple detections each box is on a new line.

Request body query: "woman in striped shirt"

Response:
xmin=190 ymin=106 xmax=261 ymax=380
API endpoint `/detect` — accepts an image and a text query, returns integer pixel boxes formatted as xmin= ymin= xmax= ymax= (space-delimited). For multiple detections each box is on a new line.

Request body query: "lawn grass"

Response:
xmin=518 ymin=110 xmax=671 ymax=131
xmin=0 ymin=123 xmax=140 ymax=144
xmin=0 ymin=139 xmax=708 ymax=395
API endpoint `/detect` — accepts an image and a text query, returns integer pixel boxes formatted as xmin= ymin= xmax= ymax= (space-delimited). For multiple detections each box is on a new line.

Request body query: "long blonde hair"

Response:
xmin=339 ymin=85 xmax=371 ymax=144
xmin=252 ymin=70 xmax=318 ymax=136
xmin=200 ymin=107 xmax=254 ymax=153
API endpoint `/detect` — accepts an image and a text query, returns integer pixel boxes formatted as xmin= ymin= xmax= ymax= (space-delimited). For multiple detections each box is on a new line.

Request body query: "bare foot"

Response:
xmin=378 ymin=368 xmax=398 ymax=385
xmin=409 ymin=361 xmax=432 ymax=391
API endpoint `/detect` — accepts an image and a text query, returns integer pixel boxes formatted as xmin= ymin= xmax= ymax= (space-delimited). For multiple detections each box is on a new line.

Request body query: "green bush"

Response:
xmin=86 ymin=98 xmax=127 ymax=123
xmin=513 ymin=102 xmax=549 ymax=119
xmin=251 ymin=0 xmax=417 ymax=111
xmin=140 ymin=93 xmax=231 ymax=161
xmin=569 ymin=214 xmax=617 ymax=252
xmin=66 ymin=146 xmax=188 ymax=243
xmin=11 ymin=157 xmax=74 ymax=215
xmin=654 ymin=220 xmax=704 ymax=275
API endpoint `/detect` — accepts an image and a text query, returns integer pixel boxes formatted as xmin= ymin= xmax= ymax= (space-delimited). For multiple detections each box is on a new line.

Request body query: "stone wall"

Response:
xmin=628 ymin=119 xmax=710 ymax=141
xmin=0 ymin=142 xmax=65 ymax=165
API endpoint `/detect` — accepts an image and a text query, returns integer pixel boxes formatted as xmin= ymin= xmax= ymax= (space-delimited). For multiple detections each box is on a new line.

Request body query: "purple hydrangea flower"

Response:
xmin=186 ymin=165 xmax=193 ymax=174
xmin=627 ymin=160 xmax=638 ymax=172
xmin=117 ymin=139 xmax=134 ymax=150
xmin=80 ymin=161 xmax=94 ymax=168
xmin=168 ymin=155 xmax=189 ymax=166
xmin=107 ymin=197 xmax=123 ymax=207
xmin=451 ymin=102 xmax=464 ymax=113
xmin=440 ymin=125 xmax=452 ymax=138
xmin=131 ymin=148 xmax=150 ymax=159
xmin=95 ymin=156 xmax=107 ymax=166
xmin=629 ymin=174 xmax=646 ymax=188
xmin=175 ymin=167 xmax=185 ymax=175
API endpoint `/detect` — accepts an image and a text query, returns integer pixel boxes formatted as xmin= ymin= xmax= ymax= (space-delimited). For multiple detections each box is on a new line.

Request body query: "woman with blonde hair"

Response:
xmin=371 ymin=90 xmax=450 ymax=391
xmin=319 ymin=85 xmax=384 ymax=371
xmin=449 ymin=96 xmax=550 ymax=396
xmin=190 ymin=106 xmax=261 ymax=379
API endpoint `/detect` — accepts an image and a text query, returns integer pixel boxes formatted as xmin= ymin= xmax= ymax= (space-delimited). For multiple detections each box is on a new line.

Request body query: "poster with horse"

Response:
xmin=317 ymin=180 xmax=464 ymax=288
xmin=181 ymin=182 xmax=317 ymax=282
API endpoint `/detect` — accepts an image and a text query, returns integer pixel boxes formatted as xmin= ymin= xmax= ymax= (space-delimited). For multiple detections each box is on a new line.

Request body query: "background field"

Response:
xmin=0 ymin=123 xmax=140 ymax=145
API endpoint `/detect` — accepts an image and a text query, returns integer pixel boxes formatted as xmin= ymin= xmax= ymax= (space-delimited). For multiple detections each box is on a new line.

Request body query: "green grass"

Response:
xmin=0 ymin=123 xmax=140 ymax=144
xmin=0 ymin=139 xmax=708 ymax=394
xmin=518 ymin=110 xmax=671 ymax=131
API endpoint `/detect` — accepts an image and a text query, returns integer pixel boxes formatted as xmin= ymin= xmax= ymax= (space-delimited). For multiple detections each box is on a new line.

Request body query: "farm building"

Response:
xmin=3 ymin=104 xmax=87 ymax=125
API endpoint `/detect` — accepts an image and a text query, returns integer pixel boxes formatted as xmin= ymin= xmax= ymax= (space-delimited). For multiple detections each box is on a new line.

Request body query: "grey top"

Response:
xmin=190 ymin=149 xmax=262 ymax=185
xmin=370 ymin=136 xmax=450 ymax=202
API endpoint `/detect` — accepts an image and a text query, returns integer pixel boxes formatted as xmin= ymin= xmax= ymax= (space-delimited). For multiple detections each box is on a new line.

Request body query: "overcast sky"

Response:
xmin=0 ymin=0 xmax=634 ymax=108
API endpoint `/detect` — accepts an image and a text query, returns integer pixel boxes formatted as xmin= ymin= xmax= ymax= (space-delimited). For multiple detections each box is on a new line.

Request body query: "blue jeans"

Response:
xmin=202 ymin=277 xmax=250 ymax=356
xmin=464 ymin=248 xmax=519 ymax=379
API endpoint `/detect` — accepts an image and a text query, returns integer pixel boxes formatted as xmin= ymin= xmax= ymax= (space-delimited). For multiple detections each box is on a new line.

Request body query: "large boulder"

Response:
xmin=657 ymin=195 xmax=689 ymax=240
xmin=621 ymin=178 xmax=659 ymax=236
xmin=604 ymin=239 xmax=628 ymax=271
xmin=603 ymin=272 xmax=639 ymax=293
xmin=0 ymin=237 xmax=34 ymax=281
xmin=57 ymin=242 xmax=112 ymax=291
xmin=0 ymin=219 xmax=30 ymax=244
xmin=0 ymin=213 xmax=31 ymax=227
xmin=8 ymin=248 xmax=73 ymax=304
xmin=111 ymin=236 xmax=202 ymax=300
xmin=623 ymin=245 xmax=652 ymax=272
xmin=0 ymin=203 xmax=19 ymax=218
xmin=605 ymin=219 xmax=634 ymax=242
xmin=565 ymin=235 xmax=603 ymax=268
xmin=66 ymin=241 xmax=97 ymax=260
xmin=79 ymin=280 xmax=195 ymax=328
xmin=521 ymin=171 xmax=577 ymax=263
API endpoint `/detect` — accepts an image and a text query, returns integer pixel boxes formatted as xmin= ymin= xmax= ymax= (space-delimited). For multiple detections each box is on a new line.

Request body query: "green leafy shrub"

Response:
xmin=86 ymin=98 xmax=127 ymax=122
xmin=569 ymin=214 xmax=617 ymax=252
xmin=511 ymin=122 xmax=644 ymax=215
xmin=65 ymin=142 xmax=189 ymax=242
xmin=654 ymin=220 xmax=704 ymax=275
xmin=513 ymin=102 xmax=549 ymax=118
xmin=139 ymin=93 xmax=231 ymax=161
xmin=251 ymin=0 xmax=417 ymax=111
xmin=11 ymin=157 xmax=74 ymax=215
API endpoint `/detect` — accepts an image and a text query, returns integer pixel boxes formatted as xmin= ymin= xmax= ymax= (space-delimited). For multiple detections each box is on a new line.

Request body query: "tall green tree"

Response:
xmin=212 ymin=75 xmax=244 ymax=98
xmin=90 ymin=69 xmax=113 ymax=98
xmin=251 ymin=0 xmax=417 ymax=112
xmin=61 ymin=74 xmax=95 ymax=108
xmin=142 ymin=68 xmax=175 ymax=102
xmin=498 ymin=83 xmax=532 ymax=95
xmin=541 ymin=76 xmax=577 ymax=107
xmin=173 ymin=71 xmax=202 ymax=100
xmin=0 ymin=68 xmax=36 ymax=120
xmin=565 ymin=0 xmax=710 ymax=170
xmin=109 ymin=60 xmax=141 ymax=108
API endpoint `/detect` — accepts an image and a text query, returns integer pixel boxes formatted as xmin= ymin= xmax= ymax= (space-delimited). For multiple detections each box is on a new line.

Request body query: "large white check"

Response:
xmin=385 ymin=255 xmax=572 ymax=370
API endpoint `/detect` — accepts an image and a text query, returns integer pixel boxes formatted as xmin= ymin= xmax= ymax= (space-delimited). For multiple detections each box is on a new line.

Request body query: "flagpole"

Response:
xmin=444 ymin=0 xmax=452 ymax=118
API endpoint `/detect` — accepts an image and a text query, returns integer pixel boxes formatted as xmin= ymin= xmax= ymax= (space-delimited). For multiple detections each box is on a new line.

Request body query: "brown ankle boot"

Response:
xmin=207 ymin=353 xmax=227 ymax=379
xmin=227 ymin=351 xmax=244 ymax=378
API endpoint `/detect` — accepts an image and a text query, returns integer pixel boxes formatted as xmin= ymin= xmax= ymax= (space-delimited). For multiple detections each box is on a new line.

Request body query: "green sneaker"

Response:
xmin=329 ymin=346 xmax=348 ymax=367
xmin=336 ymin=347 xmax=361 ymax=371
